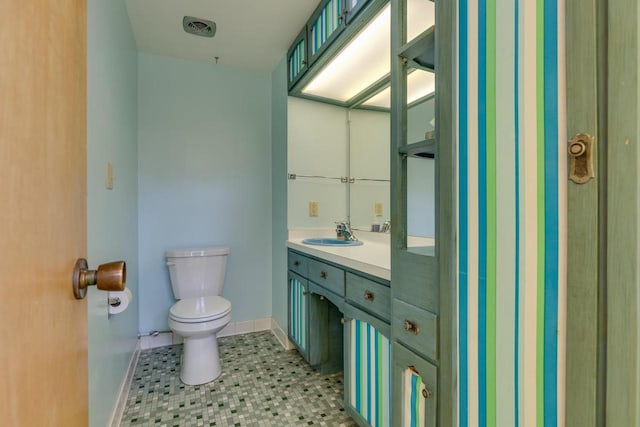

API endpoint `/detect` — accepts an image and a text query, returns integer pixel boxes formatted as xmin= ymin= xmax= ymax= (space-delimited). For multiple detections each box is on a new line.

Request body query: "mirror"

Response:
xmin=348 ymin=108 xmax=390 ymax=231
xmin=348 ymin=95 xmax=435 ymax=240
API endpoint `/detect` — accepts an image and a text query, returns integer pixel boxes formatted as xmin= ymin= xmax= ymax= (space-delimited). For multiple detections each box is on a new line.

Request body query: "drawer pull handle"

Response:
xmin=364 ymin=290 xmax=375 ymax=301
xmin=320 ymin=271 xmax=327 ymax=279
xmin=422 ymin=388 xmax=433 ymax=399
xmin=293 ymin=260 xmax=300 ymax=267
xmin=403 ymin=320 xmax=420 ymax=335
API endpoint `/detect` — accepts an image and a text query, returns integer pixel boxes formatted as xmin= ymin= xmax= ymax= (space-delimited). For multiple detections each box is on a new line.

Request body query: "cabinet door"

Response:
xmin=287 ymin=27 xmax=308 ymax=89
xmin=343 ymin=310 xmax=391 ymax=427
xmin=288 ymin=272 xmax=309 ymax=360
xmin=308 ymin=0 xmax=347 ymax=65
xmin=392 ymin=342 xmax=437 ymax=427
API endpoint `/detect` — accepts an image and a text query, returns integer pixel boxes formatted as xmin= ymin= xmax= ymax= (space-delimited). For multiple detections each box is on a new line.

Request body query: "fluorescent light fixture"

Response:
xmin=302 ymin=4 xmax=391 ymax=102
xmin=362 ymin=69 xmax=435 ymax=108
xmin=301 ymin=0 xmax=435 ymax=105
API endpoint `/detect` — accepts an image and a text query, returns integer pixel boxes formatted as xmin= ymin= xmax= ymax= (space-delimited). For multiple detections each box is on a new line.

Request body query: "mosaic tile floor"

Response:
xmin=120 ymin=331 xmax=356 ymax=427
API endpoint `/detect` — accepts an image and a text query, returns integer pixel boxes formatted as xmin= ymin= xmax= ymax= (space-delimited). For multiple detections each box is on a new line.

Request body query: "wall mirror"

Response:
xmin=348 ymin=93 xmax=435 ymax=241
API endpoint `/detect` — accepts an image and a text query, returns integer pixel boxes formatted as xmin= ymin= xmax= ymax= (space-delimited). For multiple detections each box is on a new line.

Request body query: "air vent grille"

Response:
xmin=183 ymin=16 xmax=216 ymax=38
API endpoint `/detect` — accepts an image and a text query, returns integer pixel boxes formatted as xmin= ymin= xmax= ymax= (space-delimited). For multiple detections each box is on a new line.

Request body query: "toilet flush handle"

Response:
xmin=166 ymin=262 xmax=176 ymax=267
xmin=72 ymin=259 xmax=126 ymax=299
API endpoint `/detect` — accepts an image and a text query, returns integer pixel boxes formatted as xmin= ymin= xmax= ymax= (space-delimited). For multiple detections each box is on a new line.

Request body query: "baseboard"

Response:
xmin=139 ymin=317 xmax=275 ymax=350
xmin=109 ymin=340 xmax=140 ymax=427
xmin=270 ymin=318 xmax=295 ymax=350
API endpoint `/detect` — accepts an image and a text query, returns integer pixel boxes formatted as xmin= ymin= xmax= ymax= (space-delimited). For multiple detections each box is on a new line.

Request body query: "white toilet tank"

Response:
xmin=165 ymin=247 xmax=230 ymax=299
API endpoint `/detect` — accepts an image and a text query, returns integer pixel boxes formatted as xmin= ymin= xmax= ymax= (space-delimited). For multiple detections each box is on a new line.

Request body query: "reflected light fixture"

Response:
xmin=362 ymin=69 xmax=435 ymax=109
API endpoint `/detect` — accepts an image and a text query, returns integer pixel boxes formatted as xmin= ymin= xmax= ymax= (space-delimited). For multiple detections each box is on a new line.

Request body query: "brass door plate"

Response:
xmin=568 ymin=133 xmax=595 ymax=184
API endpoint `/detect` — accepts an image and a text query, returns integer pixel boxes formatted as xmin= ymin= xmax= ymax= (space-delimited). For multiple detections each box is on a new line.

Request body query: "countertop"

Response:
xmin=286 ymin=229 xmax=391 ymax=281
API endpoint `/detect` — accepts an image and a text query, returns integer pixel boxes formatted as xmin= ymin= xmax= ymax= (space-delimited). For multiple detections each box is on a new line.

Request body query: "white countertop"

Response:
xmin=286 ymin=229 xmax=391 ymax=281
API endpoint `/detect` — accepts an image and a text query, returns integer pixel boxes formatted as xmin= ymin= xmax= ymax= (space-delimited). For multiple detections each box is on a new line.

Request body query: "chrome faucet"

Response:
xmin=336 ymin=221 xmax=357 ymax=241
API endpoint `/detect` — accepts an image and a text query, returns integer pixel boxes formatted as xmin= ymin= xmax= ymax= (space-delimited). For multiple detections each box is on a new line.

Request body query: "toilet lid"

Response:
xmin=169 ymin=296 xmax=231 ymax=323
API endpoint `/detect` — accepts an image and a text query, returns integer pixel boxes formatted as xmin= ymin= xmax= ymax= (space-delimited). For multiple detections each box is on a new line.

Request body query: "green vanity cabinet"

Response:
xmin=287 ymin=248 xmax=392 ymax=427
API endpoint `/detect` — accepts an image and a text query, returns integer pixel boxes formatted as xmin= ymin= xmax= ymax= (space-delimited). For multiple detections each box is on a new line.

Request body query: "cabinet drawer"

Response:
xmin=288 ymin=251 xmax=309 ymax=277
xmin=392 ymin=299 xmax=438 ymax=361
xmin=392 ymin=342 xmax=437 ymax=427
xmin=346 ymin=272 xmax=390 ymax=322
xmin=308 ymin=258 xmax=345 ymax=296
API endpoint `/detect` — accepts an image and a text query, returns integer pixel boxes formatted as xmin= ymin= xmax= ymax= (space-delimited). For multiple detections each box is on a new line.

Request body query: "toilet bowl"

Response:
xmin=168 ymin=295 xmax=231 ymax=385
xmin=165 ymin=247 xmax=231 ymax=385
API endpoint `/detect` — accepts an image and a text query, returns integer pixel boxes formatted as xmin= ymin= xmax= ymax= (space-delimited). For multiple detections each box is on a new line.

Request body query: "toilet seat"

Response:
xmin=169 ymin=296 xmax=231 ymax=323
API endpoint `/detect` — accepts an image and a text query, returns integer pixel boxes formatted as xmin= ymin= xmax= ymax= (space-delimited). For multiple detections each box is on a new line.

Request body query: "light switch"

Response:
xmin=309 ymin=201 xmax=319 ymax=217
xmin=374 ymin=202 xmax=383 ymax=216
xmin=105 ymin=162 xmax=114 ymax=190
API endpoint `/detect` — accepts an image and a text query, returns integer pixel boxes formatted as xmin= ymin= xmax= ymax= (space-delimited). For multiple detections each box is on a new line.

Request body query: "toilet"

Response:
xmin=165 ymin=246 xmax=232 ymax=385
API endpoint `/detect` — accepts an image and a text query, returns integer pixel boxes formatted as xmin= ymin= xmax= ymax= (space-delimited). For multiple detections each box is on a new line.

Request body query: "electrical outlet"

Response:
xmin=374 ymin=202 xmax=383 ymax=216
xmin=309 ymin=201 xmax=319 ymax=217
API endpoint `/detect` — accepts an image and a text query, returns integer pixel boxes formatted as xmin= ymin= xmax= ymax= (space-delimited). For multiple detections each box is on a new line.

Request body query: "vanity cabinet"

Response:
xmin=287 ymin=248 xmax=391 ymax=427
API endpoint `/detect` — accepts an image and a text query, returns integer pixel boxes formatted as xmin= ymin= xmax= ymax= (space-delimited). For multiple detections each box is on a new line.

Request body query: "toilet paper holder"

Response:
xmin=72 ymin=258 xmax=126 ymax=299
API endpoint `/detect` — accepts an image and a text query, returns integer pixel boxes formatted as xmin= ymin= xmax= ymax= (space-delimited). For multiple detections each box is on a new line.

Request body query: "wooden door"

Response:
xmin=0 ymin=1 xmax=87 ymax=426
xmin=566 ymin=0 xmax=640 ymax=425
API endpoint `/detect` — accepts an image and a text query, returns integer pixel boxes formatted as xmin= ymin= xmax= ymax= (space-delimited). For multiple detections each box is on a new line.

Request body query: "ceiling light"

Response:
xmin=299 ymin=0 xmax=435 ymax=106
xmin=302 ymin=4 xmax=391 ymax=102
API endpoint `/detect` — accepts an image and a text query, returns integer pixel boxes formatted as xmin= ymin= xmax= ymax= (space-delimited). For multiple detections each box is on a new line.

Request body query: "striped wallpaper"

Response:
xmin=348 ymin=319 xmax=391 ymax=427
xmin=457 ymin=0 xmax=566 ymax=426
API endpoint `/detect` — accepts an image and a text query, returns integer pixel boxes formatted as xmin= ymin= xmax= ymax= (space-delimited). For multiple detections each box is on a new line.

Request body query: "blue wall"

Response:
xmin=137 ymin=53 xmax=273 ymax=333
xmin=271 ymin=57 xmax=288 ymax=330
xmin=87 ymin=0 xmax=139 ymax=425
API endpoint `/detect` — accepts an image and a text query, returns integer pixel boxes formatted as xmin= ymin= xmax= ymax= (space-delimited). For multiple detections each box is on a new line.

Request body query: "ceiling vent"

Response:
xmin=183 ymin=16 xmax=216 ymax=38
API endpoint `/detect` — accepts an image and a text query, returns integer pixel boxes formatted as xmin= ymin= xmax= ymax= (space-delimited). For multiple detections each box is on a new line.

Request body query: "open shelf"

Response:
xmin=398 ymin=136 xmax=436 ymax=158
xmin=398 ymin=26 xmax=435 ymax=71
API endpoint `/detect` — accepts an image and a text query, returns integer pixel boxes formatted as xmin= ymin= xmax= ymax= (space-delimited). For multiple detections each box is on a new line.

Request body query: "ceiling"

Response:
xmin=125 ymin=0 xmax=320 ymax=73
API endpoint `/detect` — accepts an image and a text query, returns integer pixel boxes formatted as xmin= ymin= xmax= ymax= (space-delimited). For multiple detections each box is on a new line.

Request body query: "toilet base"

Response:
xmin=180 ymin=334 xmax=221 ymax=385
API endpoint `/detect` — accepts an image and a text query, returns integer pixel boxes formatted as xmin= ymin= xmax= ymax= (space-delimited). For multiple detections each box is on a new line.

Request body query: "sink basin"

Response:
xmin=302 ymin=238 xmax=364 ymax=247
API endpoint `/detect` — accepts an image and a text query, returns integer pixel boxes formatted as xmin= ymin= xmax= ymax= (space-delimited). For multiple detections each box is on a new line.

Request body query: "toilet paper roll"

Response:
xmin=108 ymin=288 xmax=133 ymax=315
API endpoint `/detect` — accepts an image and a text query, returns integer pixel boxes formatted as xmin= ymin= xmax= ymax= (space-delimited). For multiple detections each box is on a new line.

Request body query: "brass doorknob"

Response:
xmin=73 ymin=258 xmax=126 ymax=299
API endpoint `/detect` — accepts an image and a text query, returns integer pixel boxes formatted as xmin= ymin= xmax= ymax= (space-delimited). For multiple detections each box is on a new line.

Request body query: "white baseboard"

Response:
xmin=109 ymin=340 xmax=140 ymax=427
xmin=139 ymin=317 xmax=275 ymax=350
xmin=270 ymin=318 xmax=295 ymax=350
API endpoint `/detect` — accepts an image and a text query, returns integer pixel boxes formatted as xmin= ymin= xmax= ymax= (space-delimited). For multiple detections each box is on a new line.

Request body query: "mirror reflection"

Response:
xmin=348 ymin=95 xmax=435 ymax=242
xmin=348 ymin=109 xmax=390 ymax=231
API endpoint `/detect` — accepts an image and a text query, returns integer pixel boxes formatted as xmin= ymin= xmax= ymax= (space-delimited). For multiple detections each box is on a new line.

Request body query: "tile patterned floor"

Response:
xmin=120 ymin=331 xmax=356 ymax=427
